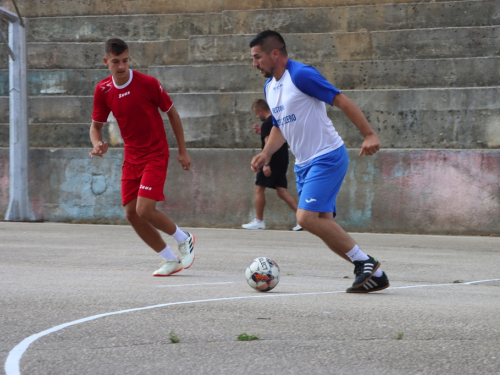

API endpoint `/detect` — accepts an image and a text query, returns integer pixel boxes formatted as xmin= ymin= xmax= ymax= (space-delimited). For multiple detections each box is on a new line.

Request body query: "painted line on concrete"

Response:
xmin=5 ymin=278 xmax=500 ymax=375
xmin=155 ymin=282 xmax=235 ymax=287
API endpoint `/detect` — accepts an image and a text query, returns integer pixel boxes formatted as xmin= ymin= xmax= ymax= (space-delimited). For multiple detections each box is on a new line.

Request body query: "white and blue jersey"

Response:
xmin=264 ymin=59 xmax=344 ymax=167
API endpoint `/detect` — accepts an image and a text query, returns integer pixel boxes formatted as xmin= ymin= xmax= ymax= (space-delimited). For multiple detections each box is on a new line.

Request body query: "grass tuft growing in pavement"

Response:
xmin=238 ymin=333 xmax=260 ymax=341
xmin=169 ymin=330 xmax=180 ymax=343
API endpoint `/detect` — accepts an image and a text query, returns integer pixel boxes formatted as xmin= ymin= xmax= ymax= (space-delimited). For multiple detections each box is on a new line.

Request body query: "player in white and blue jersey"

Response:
xmin=249 ymin=30 xmax=389 ymax=293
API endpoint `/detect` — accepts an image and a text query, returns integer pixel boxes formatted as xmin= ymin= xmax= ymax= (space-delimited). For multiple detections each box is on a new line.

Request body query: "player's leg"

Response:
xmin=254 ymin=184 xmax=266 ymax=221
xmin=276 ymin=187 xmax=298 ymax=212
xmin=295 ymin=146 xmax=388 ymax=292
xmin=242 ymin=176 xmax=266 ymax=229
xmin=136 ymin=159 xmax=195 ymax=270
xmin=296 ymin=209 xmax=352 ymax=261
xmin=124 ymin=198 xmax=167 ymax=252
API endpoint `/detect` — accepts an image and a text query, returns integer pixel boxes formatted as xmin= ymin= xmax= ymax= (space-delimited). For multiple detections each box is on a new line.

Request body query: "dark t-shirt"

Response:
xmin=260 ymin=116 xmax=289 ymax=169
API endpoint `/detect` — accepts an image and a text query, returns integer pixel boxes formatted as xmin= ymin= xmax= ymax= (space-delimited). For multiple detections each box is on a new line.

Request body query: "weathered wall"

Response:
xmin=1 ymin=148 xmax=498 ymax=235
xmin=0 ymin=0 xmax=465 ymax=17
xmin=0 ymin=0 xmax=498 ymax=235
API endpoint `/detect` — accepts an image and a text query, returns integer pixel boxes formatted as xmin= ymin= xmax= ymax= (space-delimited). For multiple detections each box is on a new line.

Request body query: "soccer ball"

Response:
xmin=245 ymin=257 xmax=280 ymax=292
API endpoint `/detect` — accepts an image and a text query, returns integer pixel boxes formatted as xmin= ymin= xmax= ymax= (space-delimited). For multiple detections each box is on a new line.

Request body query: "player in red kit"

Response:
xmin=89 ymin=38 xmax=195 ymax=277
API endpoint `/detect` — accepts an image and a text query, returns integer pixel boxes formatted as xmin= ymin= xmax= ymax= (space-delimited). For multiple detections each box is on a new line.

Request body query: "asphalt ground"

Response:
xmin=1 ymin=222 xmax=499 ymax=375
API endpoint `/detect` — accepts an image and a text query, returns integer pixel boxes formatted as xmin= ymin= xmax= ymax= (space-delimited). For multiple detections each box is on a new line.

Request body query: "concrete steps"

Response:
xmin=18 ymin=1 xmax=497 ymax=43
xmin=1 ymin=0 xmax=499 ymax=232
xmin=0 ymin=40 xmax=188 ymax=69
xmin=1 ymin=87 xmax=498 ymax=148
xmin=0 ymin=0 xmax=468 ymax=17
xmin=188 ymin=26 xmax=500 ymax=64
xmin=149 ymin=57 xmax=500 ymax=93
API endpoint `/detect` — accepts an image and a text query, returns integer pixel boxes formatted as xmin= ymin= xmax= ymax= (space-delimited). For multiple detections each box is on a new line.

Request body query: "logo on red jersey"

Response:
xmin=101 ymin=82 xmax=112 ymax=94
xmin=119 ymin=91 xmax=130 ymax=99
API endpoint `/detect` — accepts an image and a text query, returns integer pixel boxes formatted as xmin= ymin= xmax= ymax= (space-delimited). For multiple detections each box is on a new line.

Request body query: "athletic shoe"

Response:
xmin=153 ymin=259 xmax=183 ymax=277
xmin=346 ymin=271 xmax=390 ymax=293
xmin=178 ymin=232 xmax=195 ymax=269
xmin=351 ymin=255 xmax=380 ymax=288
xmin=242 ymin=219 xmax=266 ymax=230
xmin=292 ymin=224 xmax=303 ymax=231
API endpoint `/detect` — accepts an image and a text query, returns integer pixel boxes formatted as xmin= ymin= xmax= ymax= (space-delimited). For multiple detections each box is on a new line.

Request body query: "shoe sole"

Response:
xmin=153 ymin=267 xmax=183 ymax=277
xmin=346 ymin=283 xmax=390 ymax=293
xmin=183 ymin=234 xmax=196 ymax=269
xmin=351 ymin=262 xmax=381 ymax=289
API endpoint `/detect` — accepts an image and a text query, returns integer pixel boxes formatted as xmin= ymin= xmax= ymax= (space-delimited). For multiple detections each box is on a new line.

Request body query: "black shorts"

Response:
xmin=255 ymin=167 xmax=288 ymax=189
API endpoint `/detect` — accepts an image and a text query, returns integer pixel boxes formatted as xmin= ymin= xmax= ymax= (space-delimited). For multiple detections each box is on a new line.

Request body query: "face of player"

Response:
xmin=251 ymin=45 xmax=275 ymax=79
xmin=103 ymin=50 xmax=131 ymax=86
xmin=253 ymin=108 xmax=267 ymax=121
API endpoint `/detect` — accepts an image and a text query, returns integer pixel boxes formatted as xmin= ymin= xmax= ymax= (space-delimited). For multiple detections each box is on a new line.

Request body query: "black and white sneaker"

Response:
xmin=351 ymin=256 xmax=380 ymax=288
xmin=346 ymin=272 xmax=390 ymax=293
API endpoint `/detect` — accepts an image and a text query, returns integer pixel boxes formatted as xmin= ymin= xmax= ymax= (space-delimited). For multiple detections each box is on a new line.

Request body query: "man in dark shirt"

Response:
xmin=242 ymin=99 xmax=301 ymax=231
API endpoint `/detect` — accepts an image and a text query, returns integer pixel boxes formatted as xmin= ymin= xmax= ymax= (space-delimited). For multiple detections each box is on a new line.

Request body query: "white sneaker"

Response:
xmin=242 ymin=219 xmax=266 ymax=230
xmin=178 ymin=232 xmax=195 ymax=269
xmin=153 ymin=259 xmax=183 ymax=277
xmin=292 ymin=224 xmax=303 ymax=231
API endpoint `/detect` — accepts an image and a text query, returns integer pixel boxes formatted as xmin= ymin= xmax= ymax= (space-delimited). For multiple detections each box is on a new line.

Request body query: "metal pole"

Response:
xmin=4 ymin=15 xmax=35 ymax=221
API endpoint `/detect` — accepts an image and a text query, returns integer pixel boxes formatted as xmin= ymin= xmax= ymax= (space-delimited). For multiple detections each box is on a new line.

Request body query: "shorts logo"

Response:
xmin=140 ymin=185 xmax=152 ymax=191
xmin=305 ymin=198 xmax=317 ymax=203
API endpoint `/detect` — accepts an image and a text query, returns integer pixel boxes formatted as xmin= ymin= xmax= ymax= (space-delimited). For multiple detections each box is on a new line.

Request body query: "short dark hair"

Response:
xmin=105 ymin=38 xmax=128 ymax=56
xmin=249 ymin=30 xmax=287 ymax=56
xmin=252 ymin=98 xmax=270 ymax=112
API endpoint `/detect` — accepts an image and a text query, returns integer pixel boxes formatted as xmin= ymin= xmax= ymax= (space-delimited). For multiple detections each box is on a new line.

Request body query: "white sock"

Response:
xmin=171 ymin=225 xmax=188 ymax=243
xmin=346 ymin=245 xmax=384 ymax=277
xmin=346 ymin=245 xmax=369 ymax=262
xmin=373 ymin=269 xmax=383 ymax=277
xmin=159 ymin=245 xmax=179 ymax=262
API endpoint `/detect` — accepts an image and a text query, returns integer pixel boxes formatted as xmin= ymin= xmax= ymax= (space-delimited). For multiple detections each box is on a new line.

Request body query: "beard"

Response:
xmin=260 ymin=65 xmax=274 ymax=78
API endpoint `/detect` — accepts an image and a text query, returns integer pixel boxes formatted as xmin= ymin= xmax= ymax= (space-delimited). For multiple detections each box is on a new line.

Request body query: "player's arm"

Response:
xmin=332 ymin=93 xmax=380 ymax=156
xmin=262 ymin=135 xmax=272 ymax=176
xmin=167 ymin=105 xmax=191 ymax=171
xmin=89 ymin=120 xmax=108 ymax=158
xmin=251 ymin=126 xmax=285 ymax=172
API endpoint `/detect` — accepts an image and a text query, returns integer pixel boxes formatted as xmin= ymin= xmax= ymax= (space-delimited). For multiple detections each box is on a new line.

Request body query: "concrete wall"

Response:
xmin=1 ymin=148 xmax=499 ymax=235
xmin=1 ymin=0 xmax=499 ymax=235
xmin=0 ymin=0 xmax=466 ymax=17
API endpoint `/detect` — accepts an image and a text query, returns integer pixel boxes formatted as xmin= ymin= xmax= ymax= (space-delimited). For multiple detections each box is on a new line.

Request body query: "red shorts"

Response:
xmin=121 ymin=158 xmax=168 ymax=206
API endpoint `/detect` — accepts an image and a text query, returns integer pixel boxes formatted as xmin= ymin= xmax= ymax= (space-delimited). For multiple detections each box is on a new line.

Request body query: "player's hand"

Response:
xmin=89 ymin=141 xmax=108 ymax=158
xmin=252 ymin=124 xmax=261 ymax=134
xmin=178 ymin=151 xmax=191 ymax=171
xmin=359 ymin=133 xmax=380 ymax=156
xmin=263 ymin=165 xmax=272 ymax=177
xmin=251 ymin=152 xmax=268 ymax=172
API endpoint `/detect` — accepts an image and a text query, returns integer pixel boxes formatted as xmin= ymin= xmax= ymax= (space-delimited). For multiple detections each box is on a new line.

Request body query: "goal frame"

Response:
xmin=1 ymin=6 xmax=34 ymax=221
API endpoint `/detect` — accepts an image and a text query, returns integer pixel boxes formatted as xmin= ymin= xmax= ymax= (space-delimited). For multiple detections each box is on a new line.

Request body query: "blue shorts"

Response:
xmin=294 ymin=145 xmax=349 ymax=215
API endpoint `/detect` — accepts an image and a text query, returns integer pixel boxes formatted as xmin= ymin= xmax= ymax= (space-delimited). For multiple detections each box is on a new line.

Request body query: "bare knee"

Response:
xmin=136 ymin=205 xmax=153 ymax=222
xmin=296 ymin=210 xmax=317 ymax=231
xmin=124 ymin=204 xmax=139 ymax=224
xmin=276 ymin=188 xmax=288 ymax=200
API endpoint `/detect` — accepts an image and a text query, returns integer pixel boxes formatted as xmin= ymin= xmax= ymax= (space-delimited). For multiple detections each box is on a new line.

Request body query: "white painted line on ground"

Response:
xmin=5 ymin=278 xmax=500 ymax=375
xmin=155 ymin=282 xmax=235 ymax=287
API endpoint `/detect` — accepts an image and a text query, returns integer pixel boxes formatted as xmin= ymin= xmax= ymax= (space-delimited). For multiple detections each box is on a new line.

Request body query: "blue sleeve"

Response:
xmin=289 ymin=63 xmax=341 ymax=105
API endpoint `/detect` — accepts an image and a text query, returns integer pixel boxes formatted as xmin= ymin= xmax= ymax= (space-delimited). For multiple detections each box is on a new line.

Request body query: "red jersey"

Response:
xmin=92 ymin=70 xmax=173 ymax=164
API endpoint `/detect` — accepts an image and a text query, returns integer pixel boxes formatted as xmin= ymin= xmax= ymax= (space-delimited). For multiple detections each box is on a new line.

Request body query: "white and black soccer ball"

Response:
xmin=245 ymin=257 xmax=280 ymax=292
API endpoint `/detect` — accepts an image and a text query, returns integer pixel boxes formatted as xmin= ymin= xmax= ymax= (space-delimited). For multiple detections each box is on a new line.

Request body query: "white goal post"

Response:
xmin=1 ymin=6 xmax=35 ymax=221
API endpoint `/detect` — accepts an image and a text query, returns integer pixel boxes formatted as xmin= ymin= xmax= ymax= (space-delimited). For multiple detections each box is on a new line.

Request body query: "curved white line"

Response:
xmin=5 ymin=278 xmax=500 ymax=375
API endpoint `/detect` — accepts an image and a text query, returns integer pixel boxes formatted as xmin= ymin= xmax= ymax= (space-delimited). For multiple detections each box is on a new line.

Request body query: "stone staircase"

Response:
xmin=1 ymin=0 xmax=499 ymax=233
